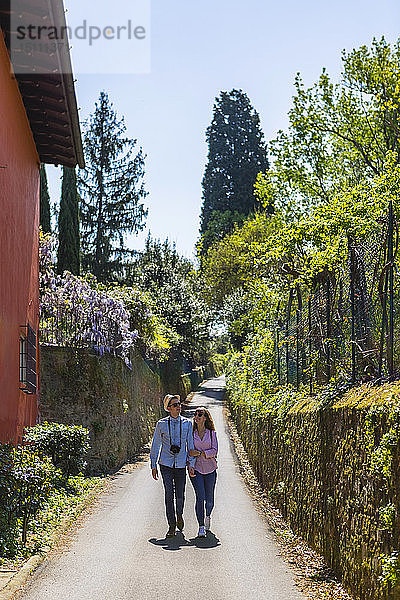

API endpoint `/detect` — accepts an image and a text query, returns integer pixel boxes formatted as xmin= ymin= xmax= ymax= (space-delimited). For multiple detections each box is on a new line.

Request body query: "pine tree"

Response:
xmin=57 ymin=166 xmax=80 ymax=275
xmin=78 ymin=92 xmax=148 ymax=282
xmin=40 ymin=164 xmax=51 ymax=232
xmin=198 ymin=89 xmax=269 ymax=258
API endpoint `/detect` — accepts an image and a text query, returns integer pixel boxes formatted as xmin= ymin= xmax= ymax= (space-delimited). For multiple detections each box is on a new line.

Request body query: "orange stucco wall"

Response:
xmin=0 ymin=31 xmax=40 ymax=443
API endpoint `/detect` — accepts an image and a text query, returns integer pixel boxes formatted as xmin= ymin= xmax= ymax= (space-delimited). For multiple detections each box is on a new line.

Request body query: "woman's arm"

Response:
xmin=189 ymin=449 xmax=202 ymax=457
xmin=187 ymin=422 xmax=197 ymax=467
xmin=203 ymin=430 xmax=218 ymax=458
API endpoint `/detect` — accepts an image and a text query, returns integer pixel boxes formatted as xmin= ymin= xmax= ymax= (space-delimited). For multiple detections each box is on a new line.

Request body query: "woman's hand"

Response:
xmin=189 ymin=450 xmax=205 ymax=458
xmin=188 ymin=466 xmax=196 ymax=477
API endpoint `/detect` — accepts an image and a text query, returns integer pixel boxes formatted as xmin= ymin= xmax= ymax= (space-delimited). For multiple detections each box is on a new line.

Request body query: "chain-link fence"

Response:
xmin=275 ymin=202 xmax=399 ymax=390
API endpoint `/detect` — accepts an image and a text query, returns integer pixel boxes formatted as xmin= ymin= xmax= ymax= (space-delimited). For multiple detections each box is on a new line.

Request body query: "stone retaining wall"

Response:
xmin=40 ymin=347 xmax=218 ymax=474
xmin=229 ymin=387 xmax=400 ymax=600
xmin=40 ymin=347 xmax=163 ymax=473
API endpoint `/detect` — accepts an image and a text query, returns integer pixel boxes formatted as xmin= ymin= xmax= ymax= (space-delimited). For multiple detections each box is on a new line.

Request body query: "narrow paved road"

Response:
xmin=20 ymin=377 xmax=303 ymax=600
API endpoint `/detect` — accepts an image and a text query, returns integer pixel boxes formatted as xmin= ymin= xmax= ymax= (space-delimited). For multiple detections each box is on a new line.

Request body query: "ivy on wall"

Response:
xmin=227 ymin=375 xmax=400 ymax=600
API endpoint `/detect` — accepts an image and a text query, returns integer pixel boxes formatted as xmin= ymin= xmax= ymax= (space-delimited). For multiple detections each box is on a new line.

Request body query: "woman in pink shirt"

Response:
xmin=189 ymin=406 xmax=218 ymax=538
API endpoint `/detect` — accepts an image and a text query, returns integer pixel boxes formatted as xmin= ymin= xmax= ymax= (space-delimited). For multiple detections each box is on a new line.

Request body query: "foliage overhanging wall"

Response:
xmin=40 ymin=347 xmax=220 ymax=473
xmin=40 ymin=347 xmax=163 ymax=473
xmin=229 ymin=383 xmax=400 ymax=600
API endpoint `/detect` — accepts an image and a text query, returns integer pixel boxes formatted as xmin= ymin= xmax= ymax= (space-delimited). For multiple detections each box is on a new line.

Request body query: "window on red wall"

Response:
xmin=19 ymin=324 xmax=37 ymax=394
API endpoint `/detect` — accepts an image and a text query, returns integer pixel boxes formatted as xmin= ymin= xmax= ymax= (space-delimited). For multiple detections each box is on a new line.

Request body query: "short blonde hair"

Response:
xmin=163 ymin=394 xmax=180 ymax=412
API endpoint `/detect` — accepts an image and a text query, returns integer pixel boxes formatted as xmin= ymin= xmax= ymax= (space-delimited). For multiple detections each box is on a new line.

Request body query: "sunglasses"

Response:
xmin=169 ymin=402 xmax=181 ymax=408
xmin=195 ymin=411 xmax=205 ymax=417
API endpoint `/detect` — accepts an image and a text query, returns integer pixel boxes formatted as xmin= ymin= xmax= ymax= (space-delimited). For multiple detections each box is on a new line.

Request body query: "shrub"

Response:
xmin=0 ymin=444 xmax=59 ymax=552
xmin=24 ymin=422 xmax=90 ymax=478
xmin=0 ymin=444 xmax=15 ymax=554
xmin=210 ymin=353 xmax=227 ymax=376
xmin=40 ymin=232 xmax=170 ymax=363
xmin=12 ymin=446 xmax=59 ymax=544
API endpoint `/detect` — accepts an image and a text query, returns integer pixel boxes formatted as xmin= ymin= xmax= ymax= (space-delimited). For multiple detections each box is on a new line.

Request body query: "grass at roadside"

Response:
xmin=0 ymin=475 xmax=105 ymax=571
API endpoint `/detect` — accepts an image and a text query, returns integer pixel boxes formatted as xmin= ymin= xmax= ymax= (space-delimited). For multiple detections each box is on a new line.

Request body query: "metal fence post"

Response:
xmin=276 ymin=302 xmax=281 ymax=385
xmin=285 ymin=314 xmax=289 ymax=385
xmin=286 ymin=289 xmax=293 ymax=385
xmin=296 ymin=305 xmax=300 ymax=390
xmin=277 ymin=326 xmax=281 ymax=385
xmin=296 ymin=284 xmax=302 ymax=390
xmin=308 ymin=294 xmax=312 ymax=395
xmin=388 ymin=200 xmax=394 ymax=378
xmin=350 ymin=243 xmax=356 ymax=383
xmin=326 ymin=276 xmax=331 ymax=382
xmin=378 ymin=234 xmax=389 ymax=378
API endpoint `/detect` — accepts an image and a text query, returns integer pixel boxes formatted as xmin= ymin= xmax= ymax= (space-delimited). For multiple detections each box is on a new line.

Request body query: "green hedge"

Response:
xmin=227 ymin=363 xmax=400 ymax=600
xmin=178 ymin=357 xmax=226 ymax=399
xmin=25 ymin=422 xmax=90 ymax=478
xmin=0 ymin=444 xmax=59 ymax=554
xmin=0 ymin=422 xmax=93 ymax=557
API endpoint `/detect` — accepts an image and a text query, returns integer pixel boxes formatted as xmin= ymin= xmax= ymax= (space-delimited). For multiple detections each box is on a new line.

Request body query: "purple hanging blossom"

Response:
xmin=40 ymin=232 xmax=138 ymax=360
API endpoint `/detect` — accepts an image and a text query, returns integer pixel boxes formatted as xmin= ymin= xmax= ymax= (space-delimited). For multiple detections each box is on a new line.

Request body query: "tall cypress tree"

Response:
xmin=78 ymin=91 xmax=148 ymax=282
xmin=57 ymin=166 xmax=80 ymax=275
xmin=198 ymin=89 xmax=269 ymax=258
xmin=40 ymin=164 xmax=51 ymax=232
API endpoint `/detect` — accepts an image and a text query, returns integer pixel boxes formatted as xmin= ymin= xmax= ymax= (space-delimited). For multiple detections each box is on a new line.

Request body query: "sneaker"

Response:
xmin=166 ymin=525 xmax=176 ymax=538
xmin=197 ymin=526 xmax=206 ymax=538
xmin=204 ymin=516 xmax=211 ymax=531
xmin=177 ymin=516 xmax=184 ymax=531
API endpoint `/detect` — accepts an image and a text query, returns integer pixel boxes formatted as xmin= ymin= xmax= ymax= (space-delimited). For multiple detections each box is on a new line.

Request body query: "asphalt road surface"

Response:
xmin=20 ymin=376 xmax=303 ymax=600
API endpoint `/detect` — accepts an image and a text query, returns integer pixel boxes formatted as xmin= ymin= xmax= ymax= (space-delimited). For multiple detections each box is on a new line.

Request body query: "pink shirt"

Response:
xmin=193 ymin=429 xmax=218 ymax=474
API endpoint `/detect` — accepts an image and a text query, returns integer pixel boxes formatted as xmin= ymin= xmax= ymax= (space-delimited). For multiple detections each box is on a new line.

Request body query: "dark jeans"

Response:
xmin=159 ymin=465 xmax=186 ymax=526
xmin=190 ymin=469 xmax=217 ymax=526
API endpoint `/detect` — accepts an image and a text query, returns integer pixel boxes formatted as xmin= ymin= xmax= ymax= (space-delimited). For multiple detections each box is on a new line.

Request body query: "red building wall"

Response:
xmin=0 ymin=31 xmax=40 ymax=443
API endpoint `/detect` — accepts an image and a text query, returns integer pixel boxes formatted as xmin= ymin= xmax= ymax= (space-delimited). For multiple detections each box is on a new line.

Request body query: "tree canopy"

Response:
xmin=57 ymin=167 xmax=80 ymax=275
xmin=266 ymin=37 xmax=400 ymax=211
xmin=198 ymin=89 xmax=269 ymax=259
xmin=128 ymin=236 xmax=212 ymax=364
xmin=201 ymin=38 xmax=400 ymax=351
xmin=40 ymin=165 xmax=51 ymax=233
xmin=78 ymin=91 xmax=148 ymax=282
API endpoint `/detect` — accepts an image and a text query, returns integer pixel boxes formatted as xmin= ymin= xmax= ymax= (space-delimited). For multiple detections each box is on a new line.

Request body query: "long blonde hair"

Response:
xmin=193 ymin=406 xmax=215 ymax=432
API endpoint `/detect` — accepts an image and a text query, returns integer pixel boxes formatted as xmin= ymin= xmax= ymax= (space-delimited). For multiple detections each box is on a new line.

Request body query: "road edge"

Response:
xmin=223 ymin=398 xmax=355 ymax=600
xmin=0 ymin=382 xmax=216 ymax=600
xmin=0 ymin=478 xmax=108 ymax=600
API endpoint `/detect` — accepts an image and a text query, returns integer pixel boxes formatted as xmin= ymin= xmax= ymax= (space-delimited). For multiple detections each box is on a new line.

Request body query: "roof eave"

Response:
xmin=48 ymin=0 xmax=85 ymax=168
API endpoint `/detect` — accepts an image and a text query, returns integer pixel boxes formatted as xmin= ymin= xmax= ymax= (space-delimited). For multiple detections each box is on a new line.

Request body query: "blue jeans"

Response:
xmin=190 ymin=470 xmax=217 ymax=526
xmin=159 ymin=465 xmax=186 ymax=526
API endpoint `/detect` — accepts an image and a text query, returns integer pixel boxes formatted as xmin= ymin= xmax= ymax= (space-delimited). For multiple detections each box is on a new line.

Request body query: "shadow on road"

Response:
xmin=148 ymin=531 xmax=220 ymax=551
xmin=148 ymin=532 xmax=193 ymax=551
xmin=196 ymin=388 xmax=224 ymax=398
xmin=183 ymin=392 xmax=224 ymax=417
xmin=187 ymin=532 xmax=221 ymax=549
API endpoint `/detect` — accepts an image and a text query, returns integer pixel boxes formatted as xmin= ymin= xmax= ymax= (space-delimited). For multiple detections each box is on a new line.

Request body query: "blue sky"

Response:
xmin=47 ymin=0 xmax=400 ymax=260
